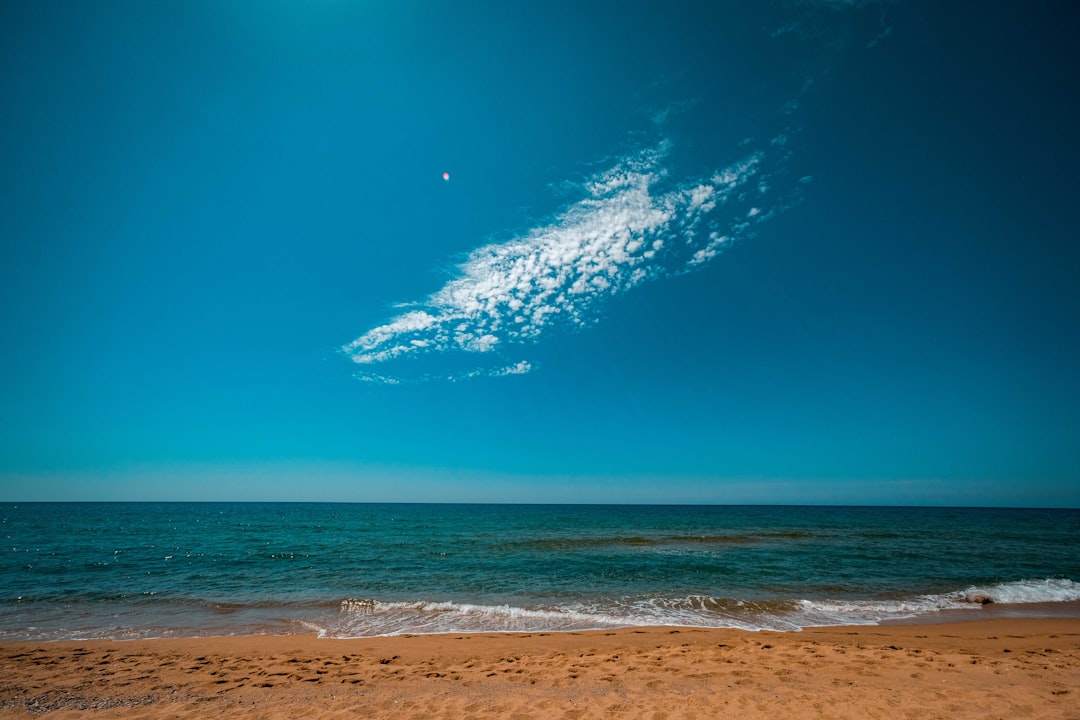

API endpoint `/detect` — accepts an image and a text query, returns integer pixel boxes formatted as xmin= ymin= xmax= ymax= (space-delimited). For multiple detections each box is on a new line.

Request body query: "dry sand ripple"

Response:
xmin=1 ymin=619 xmax=1078 ymax=719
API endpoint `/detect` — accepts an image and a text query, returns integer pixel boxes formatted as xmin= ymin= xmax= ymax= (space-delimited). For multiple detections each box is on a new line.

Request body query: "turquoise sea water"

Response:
xmin=1 ymin=503 xmax=1078 ymax=641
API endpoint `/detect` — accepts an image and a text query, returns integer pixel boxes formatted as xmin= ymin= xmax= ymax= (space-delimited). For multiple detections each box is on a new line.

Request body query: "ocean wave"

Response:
xmin=329 ymin=599 xmax=634 ymax=637
xmin=322 ymin=578 xmax=1080 ymax=637
xmin=953 ymin=578 xmax=1080 ymax=604
xmin=797 ymin=578 xmax=1080 ymax=621
xmin=5 ymin=579 xmax=1076 ymax=642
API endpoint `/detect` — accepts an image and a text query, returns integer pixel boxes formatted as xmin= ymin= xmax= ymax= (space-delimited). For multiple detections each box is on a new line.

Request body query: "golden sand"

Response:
xmin=2 ymin=618 xmax=1078 ymax=719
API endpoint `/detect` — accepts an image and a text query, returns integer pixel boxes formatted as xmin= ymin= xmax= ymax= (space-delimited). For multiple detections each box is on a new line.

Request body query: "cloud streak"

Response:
xmin=344 ymin=138 xmax=793 ymax=383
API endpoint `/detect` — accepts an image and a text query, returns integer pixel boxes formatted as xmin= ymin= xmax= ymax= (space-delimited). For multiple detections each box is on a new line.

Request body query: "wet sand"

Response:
xmin=1 ymin=618 xmax=1078 ymax=719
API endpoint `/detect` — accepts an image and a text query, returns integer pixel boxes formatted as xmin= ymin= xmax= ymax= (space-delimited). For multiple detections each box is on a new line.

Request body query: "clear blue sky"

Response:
xmin=2 ymin=1 xmax=1077 ymax=505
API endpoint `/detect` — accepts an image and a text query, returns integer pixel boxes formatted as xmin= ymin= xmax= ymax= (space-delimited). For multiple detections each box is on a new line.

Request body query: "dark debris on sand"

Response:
xmin=2 ymin=692 xmax=157 ymax=714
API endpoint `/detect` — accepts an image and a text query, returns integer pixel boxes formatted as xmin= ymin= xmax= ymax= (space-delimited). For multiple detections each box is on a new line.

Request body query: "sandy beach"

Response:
xmin=1 ymin=618 xmax=1077 ymax=719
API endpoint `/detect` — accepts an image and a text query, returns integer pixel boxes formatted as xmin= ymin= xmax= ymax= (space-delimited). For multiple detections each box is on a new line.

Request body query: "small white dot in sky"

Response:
xmin=442 ymin=172 xmax=450 ymax=181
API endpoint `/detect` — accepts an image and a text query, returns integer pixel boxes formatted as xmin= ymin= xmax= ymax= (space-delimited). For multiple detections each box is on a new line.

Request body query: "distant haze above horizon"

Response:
xmin=1 ymin=2 xmax=1077 ymax=507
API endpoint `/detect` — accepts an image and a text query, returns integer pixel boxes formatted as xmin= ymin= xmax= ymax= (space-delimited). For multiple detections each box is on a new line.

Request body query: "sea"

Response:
xmin=1 ymin=503 xmax=1078 ymax=642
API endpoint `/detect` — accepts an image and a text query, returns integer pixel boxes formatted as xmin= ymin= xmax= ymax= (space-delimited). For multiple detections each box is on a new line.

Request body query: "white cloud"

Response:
xmin=344 ymin=137 xmax=793 ymax=383
xmin=687 ymin=232 xmax=732 ymax=268
xmin=493 ymin=360 xmax=533 ymax=377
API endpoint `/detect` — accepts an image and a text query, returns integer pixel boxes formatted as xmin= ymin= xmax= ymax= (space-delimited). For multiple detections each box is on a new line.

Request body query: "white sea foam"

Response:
xmin=322 ymin=578 xmax=1080 ymax=637
xmin=328 ymin=599 xmax=634 ymax=637
xmin=953 ymin=578 xmax=1080 ymax=605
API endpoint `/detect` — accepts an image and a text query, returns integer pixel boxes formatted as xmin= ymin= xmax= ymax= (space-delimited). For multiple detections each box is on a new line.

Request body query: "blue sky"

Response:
xmin=1 ymin=1 xmax=1078 ymax=505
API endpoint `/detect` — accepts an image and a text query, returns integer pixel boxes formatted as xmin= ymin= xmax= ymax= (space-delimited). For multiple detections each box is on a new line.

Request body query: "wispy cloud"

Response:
xmin=343 ymin=138 xmax=793 ymax=383
xmin=772 ymin=0 xmax=897 ymax=49
xmin=866 ymin=10 xmax=894 ymax=49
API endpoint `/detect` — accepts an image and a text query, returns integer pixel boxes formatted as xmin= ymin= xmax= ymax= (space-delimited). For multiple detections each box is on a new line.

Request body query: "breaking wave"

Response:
xmin=321 ymin=578 xmax=1080 ymax=637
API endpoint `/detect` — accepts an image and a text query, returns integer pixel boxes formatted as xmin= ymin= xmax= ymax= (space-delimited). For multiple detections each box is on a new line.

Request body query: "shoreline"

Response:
xmin=6 ymin=598 xmax=1080 ymax=645
xmin=2 ymin=617 xmax=1078 ymax=718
